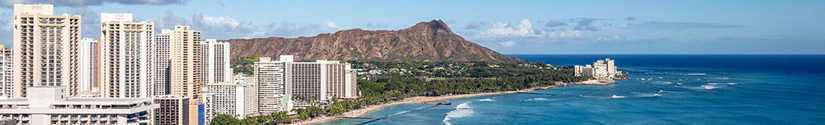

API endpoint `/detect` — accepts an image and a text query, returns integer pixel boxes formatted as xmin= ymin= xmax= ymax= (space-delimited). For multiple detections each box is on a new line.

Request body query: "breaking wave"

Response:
xmin=443 ymin=102 xmax=473 ymax=125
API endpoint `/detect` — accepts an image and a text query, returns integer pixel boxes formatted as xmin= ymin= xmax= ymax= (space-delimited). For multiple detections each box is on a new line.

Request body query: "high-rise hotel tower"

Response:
xmin=12 ymin=4 xmax=81 ymax=97
xmin=98 ymin=13 xmax=155 ymax=98
xmin=168 ymin=25 xmax=202 ymax=99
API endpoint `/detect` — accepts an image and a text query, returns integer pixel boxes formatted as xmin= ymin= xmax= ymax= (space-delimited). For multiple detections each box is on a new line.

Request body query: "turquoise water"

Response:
xmin=317 ymin=55 xmax=825 ymax=124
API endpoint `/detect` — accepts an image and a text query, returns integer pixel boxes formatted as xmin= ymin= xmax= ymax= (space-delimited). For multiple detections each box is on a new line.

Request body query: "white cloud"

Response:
xmin=477 ymin=19 xmax=542 ymax=38
xmin=498 ymin=41 xmax=516 ymax=48
xmin=326 ymin=21 xmax=343 ymax=30
xmin=473 ymin=19 xmax=587 ymax=42
xmin=2 ymin=0 xmax=188 ymax=7
xmin=148 ymin=10 xmax=339 ymax=39
xmin=548 ymin=30 xmax=584 ymax=39
xmin=596 ymin=35 xmax=628 ymax=41
xmin=200 ymin=15 xmax=240 ymax=28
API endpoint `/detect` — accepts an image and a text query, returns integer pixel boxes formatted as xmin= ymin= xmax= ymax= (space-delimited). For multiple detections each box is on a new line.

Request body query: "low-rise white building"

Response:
xmin=0 ymin=86 xmax=158 ymax=125
xmin=203 ymin=81 xmax=258 ymax=125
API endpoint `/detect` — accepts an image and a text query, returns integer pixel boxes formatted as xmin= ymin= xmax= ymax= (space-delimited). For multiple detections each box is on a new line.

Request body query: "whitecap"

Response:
xmin=478 ymin=98 xmax=495 ymax=102
xmin=676 ymin=83 xmax=683 ymax=85
xmin=701 ymin=85 xmax=718 ymax=89
xmin=728 ymin=83 xmax=737 ymax=85
xmin=525 ymin=98 xmax=550 ymax=101
xmin=654 ymin=94 xmax=662 ymax=96
xmin=652 ymin=81 xmax=674 ymax=85
xmin=443 ymin=102 xmax=473 ymax=125
xmin=612 ymin=95 xmax=626 ymax=98
xmin=687 ymin=73 xmax=706 ymax=75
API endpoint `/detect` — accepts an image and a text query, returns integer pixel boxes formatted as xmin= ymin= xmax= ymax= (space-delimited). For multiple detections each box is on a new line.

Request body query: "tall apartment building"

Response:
xmin=200 ymin=39 xmax=230 ymax=84
xmin=78 ymin=38 xmax=98 ymax=95
xmin=154 ymin=95 xmax=190 ymax=125
xmin=98 ymin=13 xmax=155 ymax=98
xmin=12 ymin=4 xmax=82 ymax=97
xmin=0 ymin=45 xmax=12 ymax=98
xmin=254 ymin=56 xmax=290 ymax=113
xmin=0 ymin=86 xmax=159 ymax=125
xmin=203 ymin=82 xmax=257 ymax=125
xmin=168 ymin=25 xmax=202 ymax=100
xmin=154 ymin=29 xmax=171 ymax=96
xmin=167 ymin=25 xmax=202 ymax=125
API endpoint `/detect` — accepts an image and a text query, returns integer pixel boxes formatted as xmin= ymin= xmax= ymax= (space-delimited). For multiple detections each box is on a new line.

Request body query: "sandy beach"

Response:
xmin=291 ymin=84 xmax=560 ymax=125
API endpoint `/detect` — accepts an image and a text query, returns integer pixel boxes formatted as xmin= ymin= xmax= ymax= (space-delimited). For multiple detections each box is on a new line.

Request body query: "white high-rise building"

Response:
xmin=256 ymin=55 xmax=357 ymax=108
xmin=154 ymin=29 xmax=172 ymax=96
xmin=13 ymin=4 xmax=82 ymax=97
xmin=0 ymin=86 xmax=159 ymax=125
xmin=0 ymin=45 xmax=12 ymax=98
xmin=200 ymin=39 xmax=231 ymax=84
xmin=290 ymin=59 xmax=358 ymax=107
xmin=574 ymin=58 xmax=619 ymax=80
xmin=254 ymin=56 xmax=290 ymax=113
xmin=78 ymin=38 xmax=98 ymax=94
xmin=99 ymin=13 xmax=155 ymax=98
xmin=203 ymin=81 xmax=257 ymax=125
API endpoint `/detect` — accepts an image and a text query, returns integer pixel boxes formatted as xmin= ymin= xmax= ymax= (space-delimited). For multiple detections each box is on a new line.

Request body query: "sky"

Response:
xmin=1 ymin=0 xmax=823 ymax=54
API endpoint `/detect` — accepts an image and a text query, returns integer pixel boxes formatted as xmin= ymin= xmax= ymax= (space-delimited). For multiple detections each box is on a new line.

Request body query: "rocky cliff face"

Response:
xmin=222 ymin=20 xmax=519 ymax=62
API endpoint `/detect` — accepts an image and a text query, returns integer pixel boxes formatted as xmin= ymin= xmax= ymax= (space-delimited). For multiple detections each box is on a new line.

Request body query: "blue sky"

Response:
xmin=1 ymin=0 xmax=823 ymax=54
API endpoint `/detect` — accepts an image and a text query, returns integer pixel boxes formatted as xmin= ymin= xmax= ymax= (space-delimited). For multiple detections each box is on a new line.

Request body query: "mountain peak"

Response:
xmin=224 ymin=19 xmax=518 ymax=62
xmin=407 ymin=19 xmax=452 ymax=33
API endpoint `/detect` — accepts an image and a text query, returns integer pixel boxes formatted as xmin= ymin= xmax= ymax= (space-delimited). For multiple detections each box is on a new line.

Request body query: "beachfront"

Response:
xmin=290 ymin=84 xmax=562 ymax=125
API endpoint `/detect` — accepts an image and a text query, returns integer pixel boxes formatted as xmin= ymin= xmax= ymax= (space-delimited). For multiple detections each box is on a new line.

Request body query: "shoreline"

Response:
xmin=292 ymin=84 xmax=565 ymax=125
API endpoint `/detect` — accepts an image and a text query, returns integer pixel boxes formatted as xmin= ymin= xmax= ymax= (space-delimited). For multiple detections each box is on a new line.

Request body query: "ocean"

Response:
xmin=316 ymin=55 xmax=825 ymax=125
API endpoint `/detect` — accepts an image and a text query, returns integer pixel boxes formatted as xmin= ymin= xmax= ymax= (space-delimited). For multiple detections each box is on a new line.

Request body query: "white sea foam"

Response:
xmin=525 ymin=98 xmax=550 ymax=101
xmin=443 ymin=102 xmax=473 ymax=125
xmin=701 ymin=85 xmax=718 ymax=89
xmin=391 ymin=110 xmax=411 ymax=116
xmin=478 ymin=98 xmax=495 ymax=102
xmin=612 ymin=95 xmax=626 ymax=98
xmin=728 ymin=83 xmax=737 ymax=85
xmin=687 ymin=73 xmax=706 ymax=75
xmin=652 ymin=81 xmax=674 ymax=85
xmin=654 ymin=94 xmax=662 ymax=96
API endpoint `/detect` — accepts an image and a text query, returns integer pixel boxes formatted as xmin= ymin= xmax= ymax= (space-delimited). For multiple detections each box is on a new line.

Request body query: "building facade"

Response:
xmin=203 ymin=82 xmax=257 ymax=125
xmin=574 ymin=58 xmax=618 ymax=80
xmin=99 ymin=13 xmax=155 ymax=98
xmin=166 ymin=25 xmax=202 ymax=125
xmin=154 ymin=29 xmax=171 ymax=96
xmin=256 ymin=55 xmax=357 ymax=108
xmin=199 ymin=39 xmax=230 ymax=84
xmin=0 ymin=86 xmax=159 ymax=125
xmin=78 ymin=38 xmax=98 ymax=96
xmin=254 ymin=57 xmax=290 ymax=113
xmin=153 ymin=95 xmax=189 ymax=125
xmin=168 ymin=25 xmax=202 ymax=100
xmin=13 ymin=4 xmax=82 ymax=97
xmin=0 ymin=45 xmax=11 ymax=98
